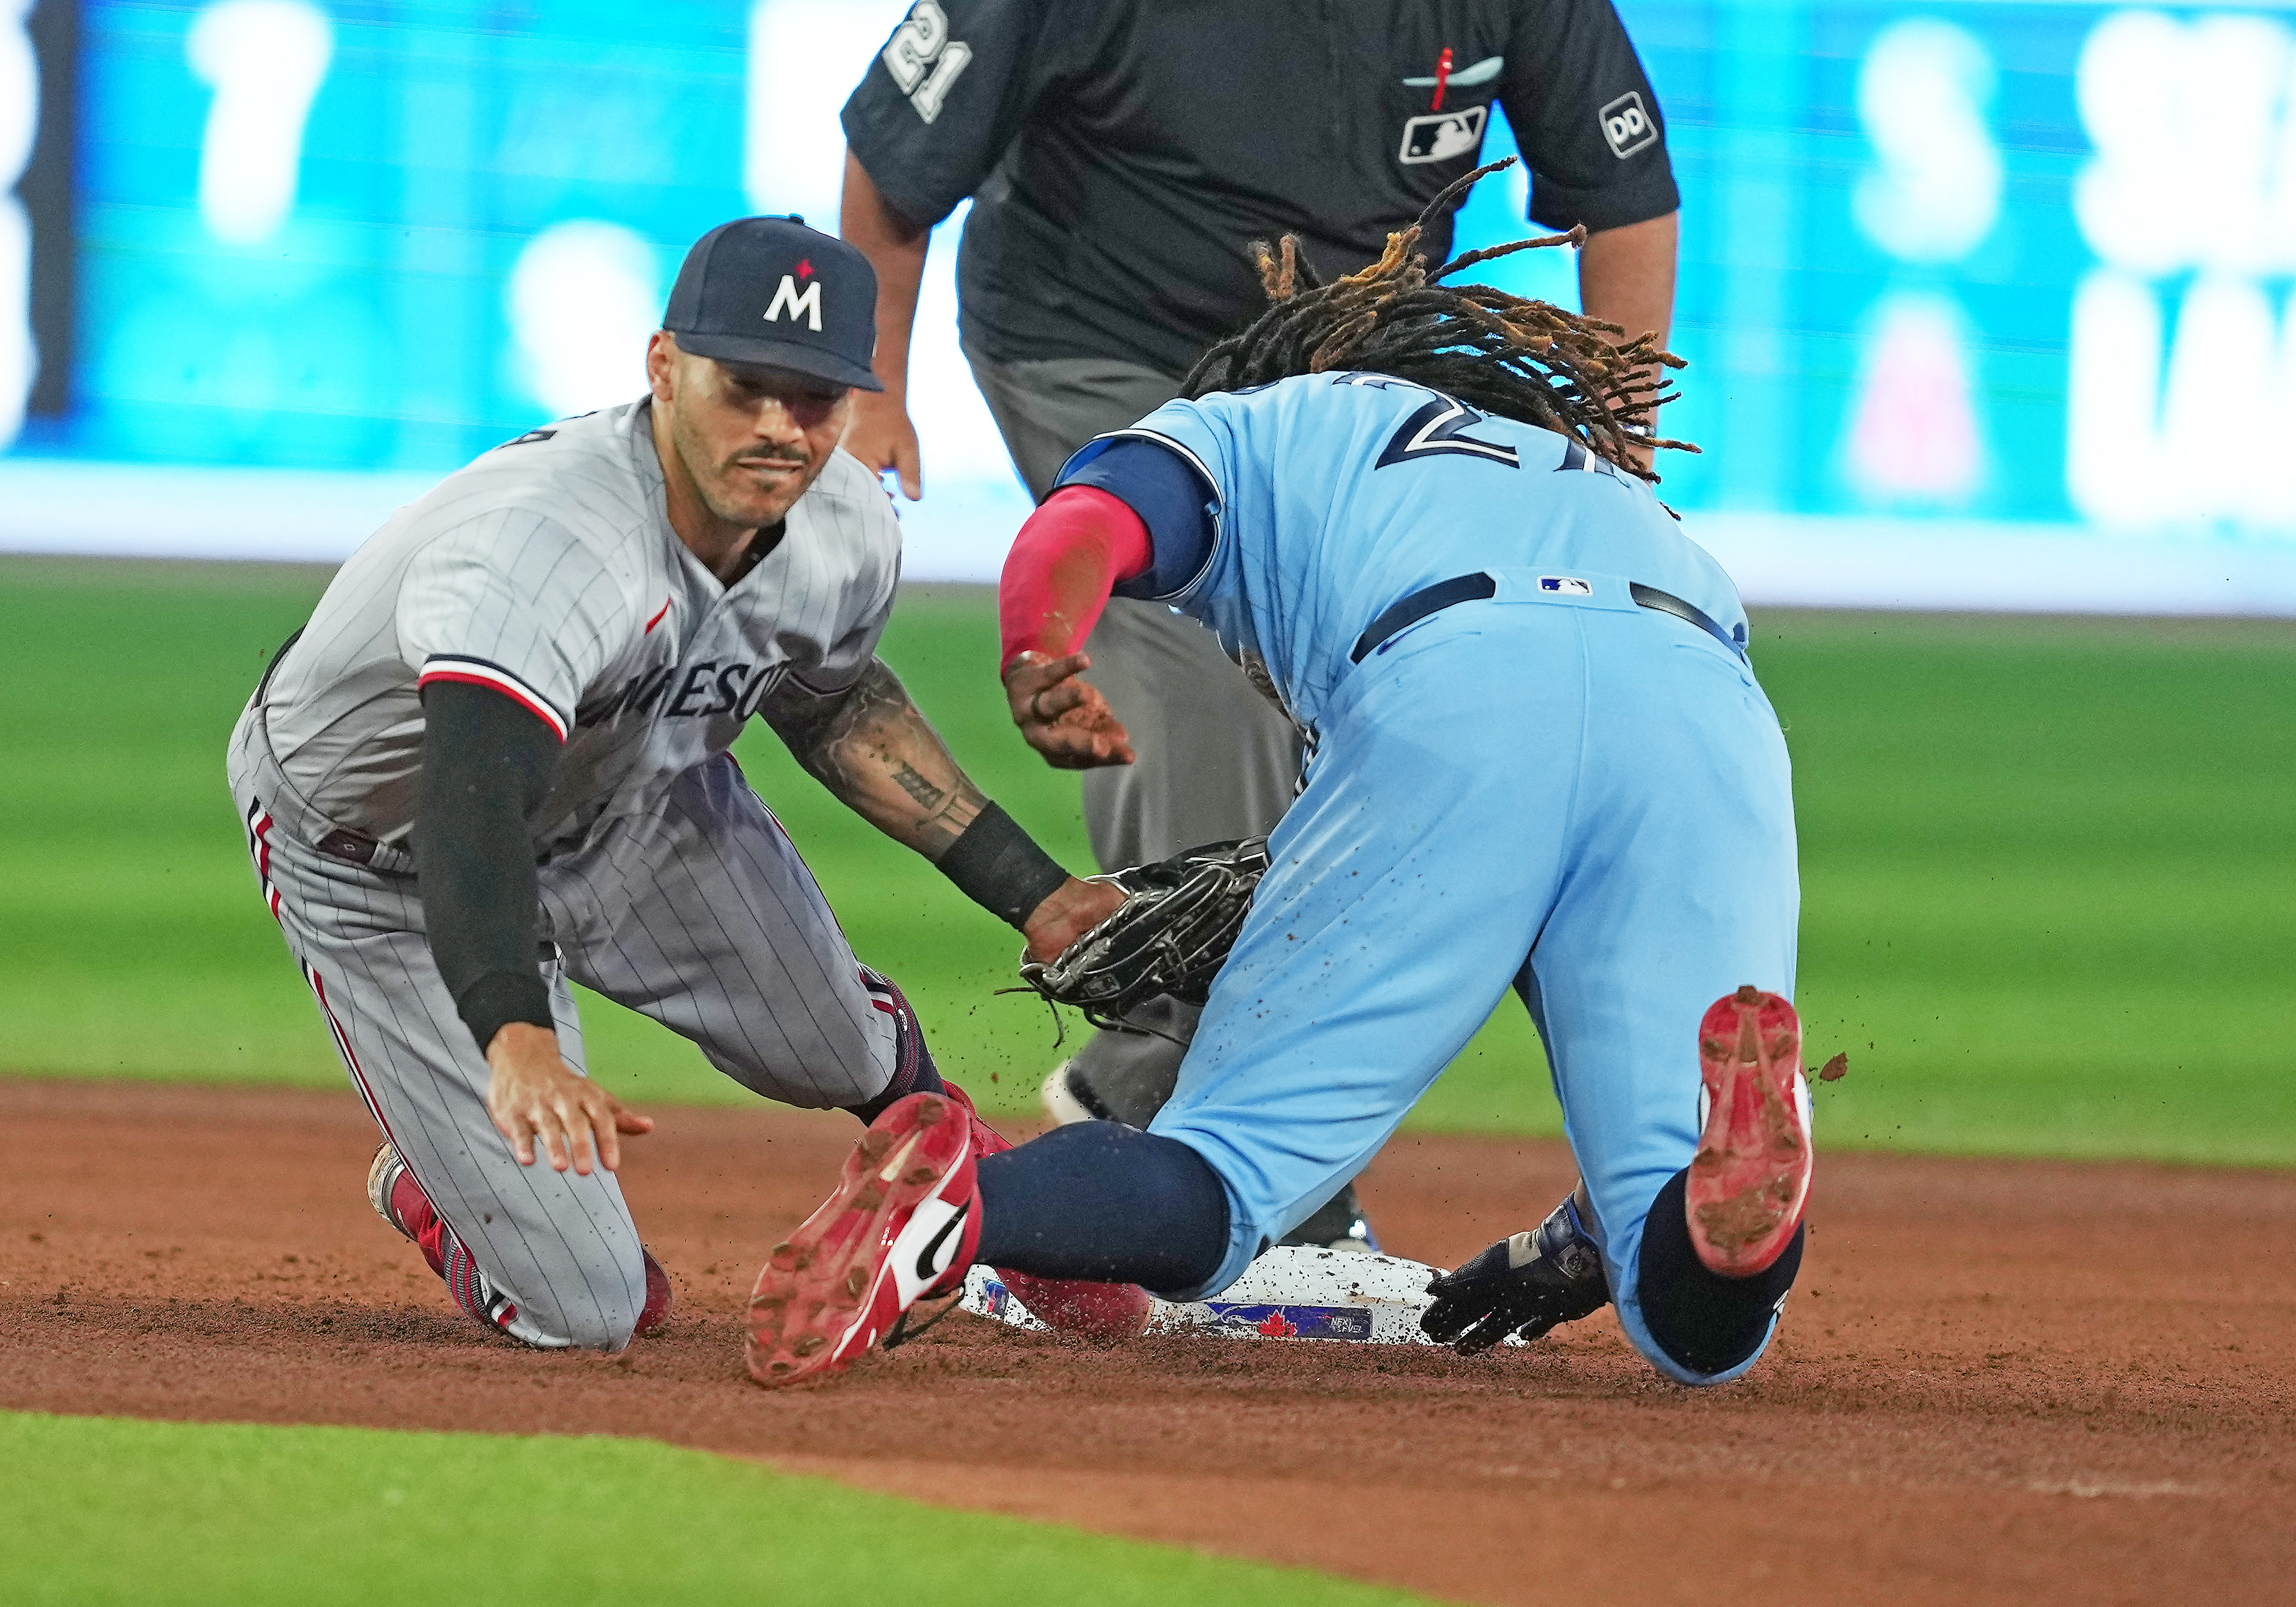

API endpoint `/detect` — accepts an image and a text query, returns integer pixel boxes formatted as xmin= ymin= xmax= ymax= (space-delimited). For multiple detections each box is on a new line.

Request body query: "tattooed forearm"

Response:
xmin=767 ymin=659 xmax=987 ymax=859
xmin=892 ymin=763 xmax=946 ymax=810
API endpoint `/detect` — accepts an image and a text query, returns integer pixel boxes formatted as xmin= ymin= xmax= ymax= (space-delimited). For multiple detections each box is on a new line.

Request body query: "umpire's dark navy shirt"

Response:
xmin=841 ymin=0 xmax=1680 ymax=378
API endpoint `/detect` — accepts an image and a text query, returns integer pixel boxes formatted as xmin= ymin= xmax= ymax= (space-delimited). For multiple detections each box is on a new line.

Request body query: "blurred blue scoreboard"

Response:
xmin=3 ymin=0 xmax=2294 ymax=611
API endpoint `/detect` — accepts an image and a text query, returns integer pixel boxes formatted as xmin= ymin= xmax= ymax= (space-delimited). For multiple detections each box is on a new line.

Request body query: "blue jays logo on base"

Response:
xmin=1202 ymin=1303 xmax=1375 ymax=1341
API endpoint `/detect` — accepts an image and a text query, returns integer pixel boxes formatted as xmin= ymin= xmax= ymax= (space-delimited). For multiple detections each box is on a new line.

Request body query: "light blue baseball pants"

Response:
xmin=1147 ymin=576 xmax=1799 ymax=1385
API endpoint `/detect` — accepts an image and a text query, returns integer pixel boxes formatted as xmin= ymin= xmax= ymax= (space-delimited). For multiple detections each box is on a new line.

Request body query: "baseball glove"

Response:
xmin=1017 ymin=836 xmax=1271 ymax=1031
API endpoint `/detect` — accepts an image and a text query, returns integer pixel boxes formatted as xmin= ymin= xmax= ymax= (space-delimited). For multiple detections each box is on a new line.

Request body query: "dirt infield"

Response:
xmin=4 ymin=1079 xmax=2291 ymax=1605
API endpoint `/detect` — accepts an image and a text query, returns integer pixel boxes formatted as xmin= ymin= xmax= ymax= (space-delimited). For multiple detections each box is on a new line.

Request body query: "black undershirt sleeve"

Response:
xmin=413 ymin=680 xmax=563 ymax=1057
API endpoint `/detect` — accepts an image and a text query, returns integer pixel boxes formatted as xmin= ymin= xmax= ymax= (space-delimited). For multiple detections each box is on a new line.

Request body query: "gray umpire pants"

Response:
xmin=228 ymin=704 xmax=896 ymax=1351
xmin=964 ymin=342 xmax=1305 ymax=1118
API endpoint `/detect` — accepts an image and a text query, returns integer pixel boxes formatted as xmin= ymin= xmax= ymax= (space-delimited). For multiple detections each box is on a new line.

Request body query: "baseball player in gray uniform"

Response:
xmin=227 ymin=216 xmax=1136 ymax=1351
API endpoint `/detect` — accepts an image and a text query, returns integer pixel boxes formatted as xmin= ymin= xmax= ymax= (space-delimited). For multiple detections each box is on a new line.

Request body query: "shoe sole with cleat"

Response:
xmin=745 ymin=1093 xmax=977 ymax=1388
xmin=1687 ymin=985 xmax=1812 ymax=1277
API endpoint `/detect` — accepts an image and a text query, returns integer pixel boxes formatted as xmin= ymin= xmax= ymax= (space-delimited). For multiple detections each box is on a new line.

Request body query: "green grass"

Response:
xmin=1 ymin=555 xmax=2289 ymax=1162
xmin=0 ymin=1411 xmax=1432 ymax=1606
xmin=1760 ymin=611 xmax=2296 ymax=1163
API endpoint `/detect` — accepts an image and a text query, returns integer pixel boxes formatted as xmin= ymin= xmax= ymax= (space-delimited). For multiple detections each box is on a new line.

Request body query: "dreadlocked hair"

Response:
xmin=1179 ymin=157 xmax=1696 ymax=481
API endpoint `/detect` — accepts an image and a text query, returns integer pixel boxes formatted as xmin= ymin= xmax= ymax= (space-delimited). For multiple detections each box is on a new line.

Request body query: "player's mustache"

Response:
xmin=730 ymin=446 xmax=809 ymax=473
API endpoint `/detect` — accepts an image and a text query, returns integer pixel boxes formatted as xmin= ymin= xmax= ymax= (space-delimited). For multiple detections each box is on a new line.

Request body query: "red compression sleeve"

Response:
xmin=998 ymin=486 xmax=1153 ymax=672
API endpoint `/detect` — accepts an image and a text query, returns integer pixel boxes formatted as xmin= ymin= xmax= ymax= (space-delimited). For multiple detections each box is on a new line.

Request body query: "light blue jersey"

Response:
xmin=1062 ymin=371 xmax=1746 ymax=731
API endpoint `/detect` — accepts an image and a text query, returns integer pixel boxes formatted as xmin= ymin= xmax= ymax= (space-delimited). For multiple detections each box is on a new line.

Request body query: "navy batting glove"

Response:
xmin=1422 ymin=1194 xmax=1611 ymax=1354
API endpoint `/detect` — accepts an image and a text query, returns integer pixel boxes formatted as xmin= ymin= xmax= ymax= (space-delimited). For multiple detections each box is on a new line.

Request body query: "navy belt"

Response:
xmin=1349 ymin=573 xmax=1745 ymax=663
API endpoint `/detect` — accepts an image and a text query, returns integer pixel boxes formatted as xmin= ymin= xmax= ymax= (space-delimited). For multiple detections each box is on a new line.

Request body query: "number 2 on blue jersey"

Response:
xmin=1332 ymin=374 xmax=1523 ymax=471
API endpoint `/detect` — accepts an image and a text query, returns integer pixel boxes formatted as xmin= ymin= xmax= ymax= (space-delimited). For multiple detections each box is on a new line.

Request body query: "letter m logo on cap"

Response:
xmin=764 ymin=274 xmax=822 ymax=332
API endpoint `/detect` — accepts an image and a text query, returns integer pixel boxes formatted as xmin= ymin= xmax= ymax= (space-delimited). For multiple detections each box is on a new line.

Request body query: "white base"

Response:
xmin=960 ymin=1244 xmax=1510 ymax=1347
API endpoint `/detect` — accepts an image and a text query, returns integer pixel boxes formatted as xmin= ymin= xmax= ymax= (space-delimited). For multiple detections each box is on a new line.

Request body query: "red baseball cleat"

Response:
xmin=942 ymin=1080 xmax=1154 ymax=1340
xmin=635 ymin=1245 xmax=673 ymax=1337
xmin=1687 ymin=986 xmax=1813 ymax=1277
xmin=366 ymin=1142 xmax=673 ymax=1339
xmin=745 ymin=1093 xmax=982 ymax=1388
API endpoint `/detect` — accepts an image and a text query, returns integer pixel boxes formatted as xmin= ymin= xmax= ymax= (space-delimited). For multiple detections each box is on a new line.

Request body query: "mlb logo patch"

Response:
xmin=1539 ymin=576 xmax=1593 ymax=596
xmin=1599 ymin=92 xmax=1658 ymax=159
xmin=1399 ymin=105 xmax=1487 ymax=165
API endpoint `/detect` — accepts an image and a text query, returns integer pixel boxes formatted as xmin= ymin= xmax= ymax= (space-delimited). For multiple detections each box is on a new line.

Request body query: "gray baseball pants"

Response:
xmin=228 ymin=703 xmax=895 ymax=1351
xmin=964 ymin=343 xmax=1305 ymax=1117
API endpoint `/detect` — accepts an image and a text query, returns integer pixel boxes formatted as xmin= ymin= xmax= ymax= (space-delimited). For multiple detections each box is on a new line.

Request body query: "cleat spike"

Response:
xmin=1734 ymin=984 xmax=1763 ymax=1005
xmin=877 ymin=1133 xmax=923 ymax=1183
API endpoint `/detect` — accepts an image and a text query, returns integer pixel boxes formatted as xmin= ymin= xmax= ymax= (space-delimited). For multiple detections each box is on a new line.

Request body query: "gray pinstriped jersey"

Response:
xmin=265 ymin=398 xmax=900 ymax=853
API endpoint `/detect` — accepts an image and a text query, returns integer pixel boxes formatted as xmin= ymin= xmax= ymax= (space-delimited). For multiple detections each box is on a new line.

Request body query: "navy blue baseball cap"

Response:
xmin=662 ymin=216 xmax=884 ymax=391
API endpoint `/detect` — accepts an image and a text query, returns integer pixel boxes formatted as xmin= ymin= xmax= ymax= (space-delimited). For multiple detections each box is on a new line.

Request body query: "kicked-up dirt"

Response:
xmin=2 ymin=1078 xmax=2291 ymax=1606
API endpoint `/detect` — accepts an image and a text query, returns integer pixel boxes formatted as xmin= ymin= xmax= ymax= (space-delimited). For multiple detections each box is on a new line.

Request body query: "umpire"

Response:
xmin=839 ymin=0 xmax=1681 ymax=1247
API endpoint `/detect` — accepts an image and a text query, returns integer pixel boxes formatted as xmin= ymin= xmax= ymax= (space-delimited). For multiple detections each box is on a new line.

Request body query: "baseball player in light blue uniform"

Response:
xmin=754 ymin=190 xmax=1816 ymax=1391
xmin=1033 ymin=372 xmax=1800 ymax=1385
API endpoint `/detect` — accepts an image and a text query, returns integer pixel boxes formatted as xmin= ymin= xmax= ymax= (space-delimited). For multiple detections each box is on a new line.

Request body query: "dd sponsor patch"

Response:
xmin=1599 ymin=91 xmax=1658 ymax=159
xmin=1202 ymin=1302 xmax=1375 ymax=1340
xmin=1399 ymin=105 xmax=1487 ymax=165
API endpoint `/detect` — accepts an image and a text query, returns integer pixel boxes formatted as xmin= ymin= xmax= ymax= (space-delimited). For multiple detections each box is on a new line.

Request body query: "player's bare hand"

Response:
xmin=1004 ymin=651 xmax=1136 ymax=769
xmin=484 ymin=1022 xmax=654 ymax=1176
xmin=1020 ymin=875 xmax=1129 ymax=962
xmin=843 ymin=389 xmax=922 ymax=500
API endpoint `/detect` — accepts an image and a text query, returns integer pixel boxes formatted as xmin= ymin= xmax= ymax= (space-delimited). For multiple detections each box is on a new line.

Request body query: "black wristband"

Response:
xmin=455 ymin=970 xmax=555 ymax=1059
xmin=936 ymin=802 xmax=1072 ymax=930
